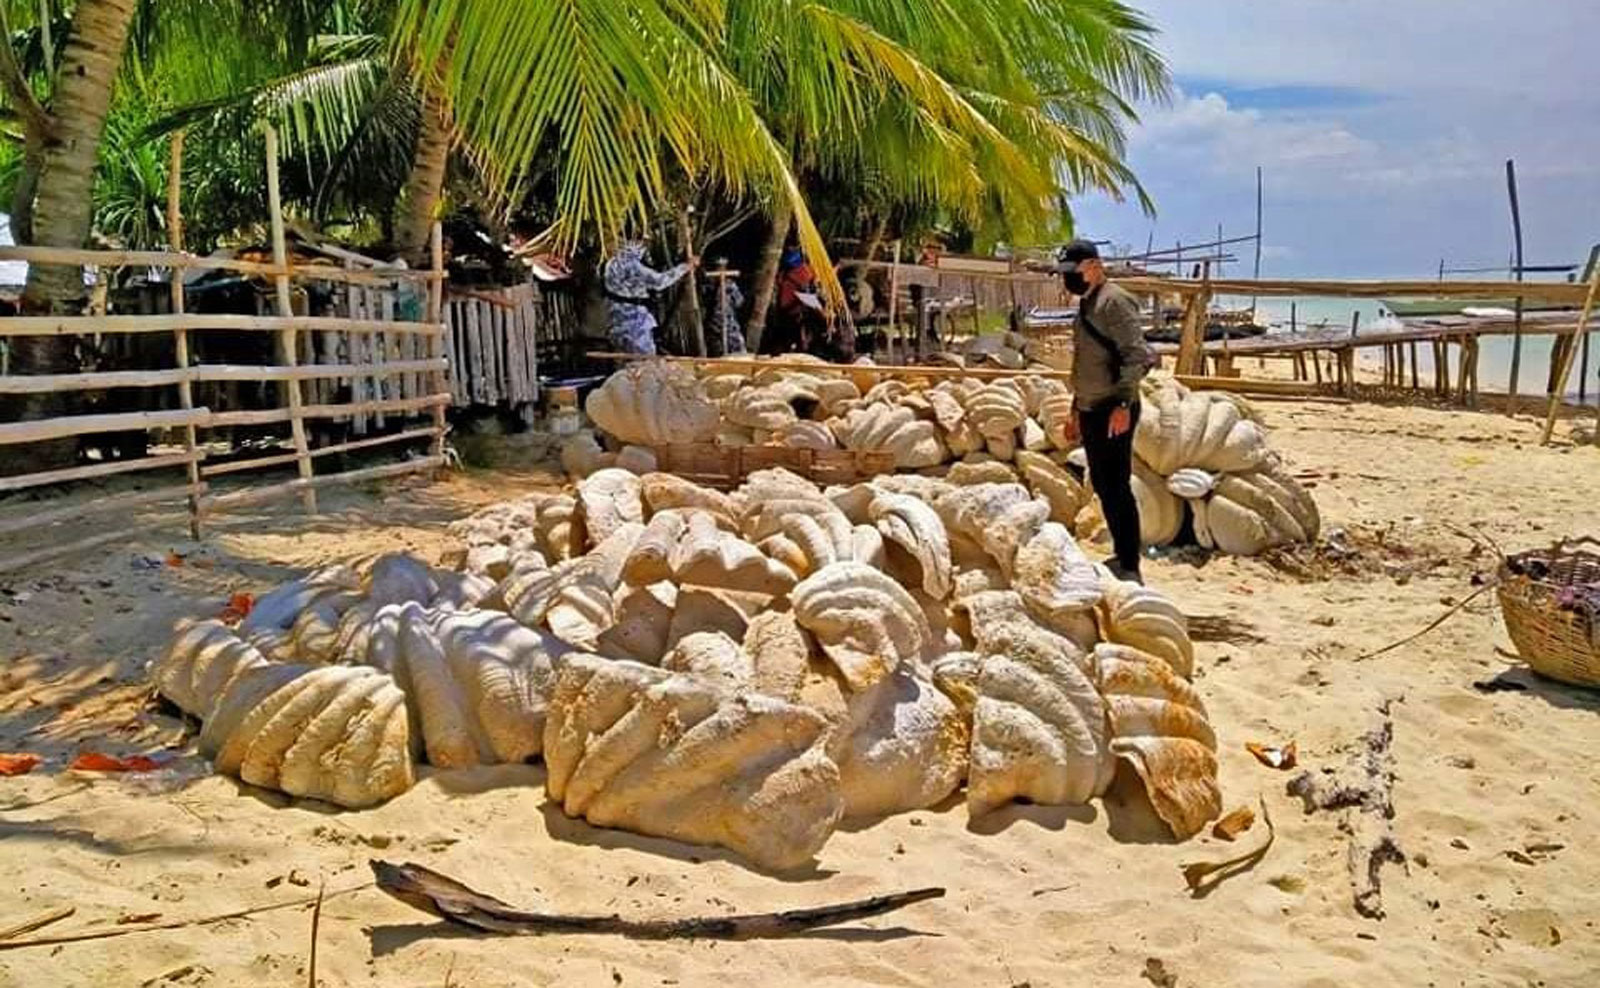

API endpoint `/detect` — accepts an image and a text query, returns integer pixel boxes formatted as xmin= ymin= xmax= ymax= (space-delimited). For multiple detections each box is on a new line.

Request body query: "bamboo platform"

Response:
xmin=1153 ymin=310 xmax=1592 ymax=409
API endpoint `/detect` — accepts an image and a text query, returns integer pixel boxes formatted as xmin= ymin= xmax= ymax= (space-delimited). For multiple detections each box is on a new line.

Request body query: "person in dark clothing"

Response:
xmin=1056 ymin=238 xmax=1153 ymax=584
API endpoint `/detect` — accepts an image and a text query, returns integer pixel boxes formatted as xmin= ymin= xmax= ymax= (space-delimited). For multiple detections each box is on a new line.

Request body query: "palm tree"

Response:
xmin=727 ymin=0 xmax=1168 ymax=342
xmin=390 ymin=0 xmax=1167 ymax=347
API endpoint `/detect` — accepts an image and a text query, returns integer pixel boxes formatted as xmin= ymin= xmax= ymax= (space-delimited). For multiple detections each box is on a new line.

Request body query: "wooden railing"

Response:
xmin=0 ymin=128 xmax=451 ymax=572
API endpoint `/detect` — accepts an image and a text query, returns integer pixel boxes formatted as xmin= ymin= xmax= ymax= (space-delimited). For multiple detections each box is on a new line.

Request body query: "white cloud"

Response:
xmin=1133 ymin=90 xmax=1374 ymax=178
xmin=1070 ymin=4 xmax=1600 ymax=278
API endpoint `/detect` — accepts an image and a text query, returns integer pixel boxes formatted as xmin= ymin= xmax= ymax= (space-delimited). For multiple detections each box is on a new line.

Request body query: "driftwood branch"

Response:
xmin=372 ymin=860 xmax=944 ymax=940
xmin=1287 ymin=701 xmax=1407 ymax=919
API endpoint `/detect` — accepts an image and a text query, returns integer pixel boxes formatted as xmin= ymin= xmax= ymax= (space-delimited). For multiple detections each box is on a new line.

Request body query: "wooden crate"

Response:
xmin=653 ymin=444 xmax=897 ymax=489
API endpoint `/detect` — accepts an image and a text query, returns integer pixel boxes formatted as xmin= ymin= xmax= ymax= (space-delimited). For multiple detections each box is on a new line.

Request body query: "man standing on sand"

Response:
xmin=1056 ymin=238 xmax=1154 ymax=584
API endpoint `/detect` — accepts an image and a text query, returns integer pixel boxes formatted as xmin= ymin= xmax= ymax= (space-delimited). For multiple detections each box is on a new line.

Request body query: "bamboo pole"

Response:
xmin=1506 ymin=159 xmax=1526 ymax=415
xmin=1579 ymin=330 xmax=1591 ymax=406
xmin=166 ymin=130 xmax=203 ymax=539
xmin=201 ymin=426 xmax=439 ymax=478
xmin=265 ymin=127 xmax=317 ymax=513
xmin=0 ymin=245 xmax=281 ymax=276
xmin=207 ymin=393 xmax=450 ymax=428
xmin=1409 ymin=341 xmax=1420 ymax=389
xmin=0 ymin=357 xmax=465 ymax=393
xmin=1114 ymin=275 xmax=1589 ymax=304
xmin=0 ymin=407 xmax=211 ymax=447
xmin=1174 ymin=375 xmax=1328 ymax=397
xmin=1540 ymin=264 xmax=1600 ymax=443
xmin=887 ymin=240 xmax=901 ymax=358
xmin=0 ymin=313 xmax=443 ymax=339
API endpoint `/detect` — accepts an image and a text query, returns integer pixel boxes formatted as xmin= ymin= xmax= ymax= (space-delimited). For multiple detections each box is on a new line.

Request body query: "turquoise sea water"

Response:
xmin=1224 ymin=295 xmax=1599 ymax=404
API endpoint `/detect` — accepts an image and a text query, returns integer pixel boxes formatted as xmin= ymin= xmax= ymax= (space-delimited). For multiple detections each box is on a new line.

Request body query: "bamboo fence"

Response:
xmin=444 ymin=281 xmax=544 ymax=420
xmin=0 ymin=127 xmax=450 ymax=573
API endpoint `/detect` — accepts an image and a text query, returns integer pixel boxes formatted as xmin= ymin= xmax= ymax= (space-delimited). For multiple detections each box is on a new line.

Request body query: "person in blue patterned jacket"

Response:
xmin=603 ymin=241 xmax=696 ymax=354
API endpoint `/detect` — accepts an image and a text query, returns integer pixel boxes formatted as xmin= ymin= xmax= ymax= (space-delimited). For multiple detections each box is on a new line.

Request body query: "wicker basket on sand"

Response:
xmin=1497 ymin=536 xmax=1600 ymax=688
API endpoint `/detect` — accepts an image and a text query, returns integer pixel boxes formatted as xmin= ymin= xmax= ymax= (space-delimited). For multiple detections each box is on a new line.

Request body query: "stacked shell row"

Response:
xmin=153 ymin=465 xmax=1222 ymax=872
xmin=574 ymin=358 xmax=1318 ymax=557
xmin=1130 ymin=379 xmax=1320 ymax=556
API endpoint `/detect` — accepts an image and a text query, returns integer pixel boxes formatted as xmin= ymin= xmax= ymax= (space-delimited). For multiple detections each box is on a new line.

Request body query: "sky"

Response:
xmin=1069 ymin=1 xmax=1600 ymax=279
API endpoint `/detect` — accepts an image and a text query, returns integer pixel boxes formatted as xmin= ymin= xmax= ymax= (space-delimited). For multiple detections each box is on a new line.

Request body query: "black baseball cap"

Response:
xmin=1054 ymin=238 xmax=1100 ymax=272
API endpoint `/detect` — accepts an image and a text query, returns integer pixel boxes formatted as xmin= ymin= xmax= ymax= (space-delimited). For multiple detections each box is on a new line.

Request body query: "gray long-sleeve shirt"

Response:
xmin=1073 ymin=280 xmax=1152 ymax=410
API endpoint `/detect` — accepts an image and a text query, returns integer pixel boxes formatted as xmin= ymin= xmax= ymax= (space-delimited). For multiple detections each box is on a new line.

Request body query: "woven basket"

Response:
xmin=1496 ymin=537 xmax=1600 ymax=687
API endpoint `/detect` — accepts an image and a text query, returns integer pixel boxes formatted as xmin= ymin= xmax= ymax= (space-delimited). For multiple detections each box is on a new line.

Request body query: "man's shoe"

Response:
xmin=1103 ymin=558 xmax=1144 ymax=585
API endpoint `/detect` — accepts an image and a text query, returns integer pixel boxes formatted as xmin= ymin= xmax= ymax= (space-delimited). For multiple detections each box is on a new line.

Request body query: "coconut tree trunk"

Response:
xmin=23 ymin=0 xmax=137 ymax=312
xmin=744 ymin=196 xmax=793 ymax=353
xmin=6 ymin=0 xmax=139 ymax=475
xmin=394 ymin=85 xmax=451 ymax=264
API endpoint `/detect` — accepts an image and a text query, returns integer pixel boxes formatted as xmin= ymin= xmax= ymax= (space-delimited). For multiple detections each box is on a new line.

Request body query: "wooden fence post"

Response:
xmin=1541 ymin=264 xmax=1600 ymax=443
xmin=428 ymin=222 xmax=449 ymax=465
xmin=264 ymin=126 xmax=317 ymax=513
xmin=167 ymin=130 xmax=203 ymax=540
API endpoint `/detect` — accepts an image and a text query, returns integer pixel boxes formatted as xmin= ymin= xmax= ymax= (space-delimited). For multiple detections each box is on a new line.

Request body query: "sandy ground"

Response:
xmin=2 ymin=403 xmax=1598 ymax=988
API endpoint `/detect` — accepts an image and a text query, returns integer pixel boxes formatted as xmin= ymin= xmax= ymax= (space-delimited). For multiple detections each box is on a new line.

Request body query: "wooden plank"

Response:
xmin=1542 ymin=264 xmax=1600 ymax=442
xmin=485 ymin=300 xmax=502 ymax=404
xmin=0 ymin=313 xmax=443 ymax=338
xmin=166 ymin=129 xmax=203 ymax=541
xmin=199 ymin=455 xmax=445 ymax=515
xmin=0 ymin=407 xmax=211 ymax=447
xmin=288 ymin=263 xmax=440 ymax=287
xmin=265 ymin=127 xmax=317 ymax=514
xmin=441 ymin=300 xmax=460 ymax=402
xmin=195 ymin=359 xmax=445 ymax=382
xmin=0 ymin=451 xmax=203 ymax=494
xmin=0 ymin=482 xmax=207 ymax=537
xmin=427 ymin=224 xmax=450 ymax=464
xmin=201 ymin=426 xmax=439 ymax=477
xmin=208 ymin=393 xmax=451 ymax=427
xmin=524 ymin=296 xmax=541 ymax=406
xmin=935 ymin=255 xmax=1013 ymax=277
xmin=382 ymin=289 xmax=397 ymax=404
xmin=466 ymin=301 xmax=485 ymax=404
xmin=1118 ymin=275 xmax=1590 ymax=304
xmin=200 ymin=451 xmax=301 ymax=477
xmin=0 ymin=367 xmax=189 ymax=392
xmin=0 ymin=245 xmax=280 ymax=276
xmin=1174 ymin=375 xmax=1333 ymax=397
xmin=0 ymin=359 xmax=445 ymax=392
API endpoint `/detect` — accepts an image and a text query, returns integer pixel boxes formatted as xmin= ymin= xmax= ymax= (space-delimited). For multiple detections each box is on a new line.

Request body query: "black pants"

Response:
xmin=1079 ymin=400 xmax=1143 ymax=572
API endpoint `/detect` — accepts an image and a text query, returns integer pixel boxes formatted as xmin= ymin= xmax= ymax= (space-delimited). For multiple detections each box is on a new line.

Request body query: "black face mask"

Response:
xmin=1062 ymin=271 xmax=1090 ymax=296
